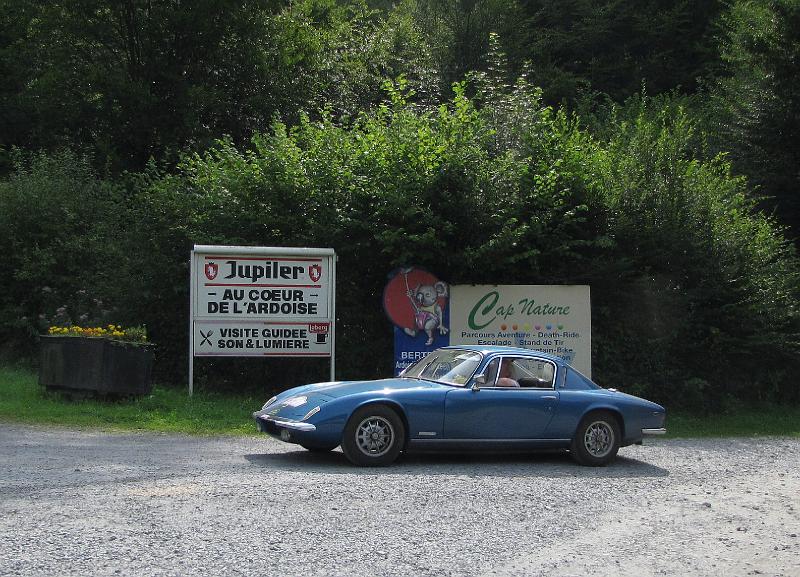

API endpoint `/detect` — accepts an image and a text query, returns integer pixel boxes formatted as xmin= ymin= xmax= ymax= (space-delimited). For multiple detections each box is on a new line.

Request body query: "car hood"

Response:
xmin=296 ymin=377 xmax=445 ymax=399
xmin=257 ymin=378 xmax=444 ymax=421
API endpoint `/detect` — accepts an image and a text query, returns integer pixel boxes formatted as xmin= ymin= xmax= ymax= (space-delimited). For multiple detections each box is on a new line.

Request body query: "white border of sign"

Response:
xmin=189 ymin=245 xmax=336 ymax=395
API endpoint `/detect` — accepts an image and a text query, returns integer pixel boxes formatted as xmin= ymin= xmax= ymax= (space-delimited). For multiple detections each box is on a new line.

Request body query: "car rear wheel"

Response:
xmin=570 ymin=411 xmax=621 ymax=466
xmin=341 ymin=405 xmax=405 ymax=467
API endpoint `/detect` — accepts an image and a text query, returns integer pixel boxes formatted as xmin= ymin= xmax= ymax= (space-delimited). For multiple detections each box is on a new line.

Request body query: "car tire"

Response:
xmin=570 ymin=411 xmax=621 ymax=466
xmin=301 ymin=444 xmax=337 ymax=452
xmin=341 ymin=405 xmax=405 ymax=467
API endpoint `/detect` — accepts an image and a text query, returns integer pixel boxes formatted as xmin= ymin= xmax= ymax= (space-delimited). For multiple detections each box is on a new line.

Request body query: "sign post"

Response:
xmin=189 ymin=245 xmax=336 ymax=395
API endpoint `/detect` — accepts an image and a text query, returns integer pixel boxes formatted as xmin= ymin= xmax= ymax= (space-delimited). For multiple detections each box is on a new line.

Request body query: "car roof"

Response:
xmin=441 ymin=345 xmax=565 ymax=364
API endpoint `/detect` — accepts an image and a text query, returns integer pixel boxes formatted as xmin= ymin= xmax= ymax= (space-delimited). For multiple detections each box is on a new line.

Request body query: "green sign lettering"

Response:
xmin=468 ymin=291 xmax=499 ymax=330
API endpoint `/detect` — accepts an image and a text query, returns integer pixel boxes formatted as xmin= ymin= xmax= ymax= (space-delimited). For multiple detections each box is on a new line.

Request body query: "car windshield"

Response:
xmin=402 ymin=349 xmax=482 ymax=386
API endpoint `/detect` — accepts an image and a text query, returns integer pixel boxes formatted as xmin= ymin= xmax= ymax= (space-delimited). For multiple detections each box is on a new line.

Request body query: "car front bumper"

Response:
xmin=253 ymin=413 xmax=316 ymax=432
xmin=253 ymin=412 xmax=317 ymax=444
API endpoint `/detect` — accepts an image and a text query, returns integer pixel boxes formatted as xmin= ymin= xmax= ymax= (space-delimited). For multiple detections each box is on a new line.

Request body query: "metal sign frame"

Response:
xmin=189 ymin=245 xmax=336 ymax=395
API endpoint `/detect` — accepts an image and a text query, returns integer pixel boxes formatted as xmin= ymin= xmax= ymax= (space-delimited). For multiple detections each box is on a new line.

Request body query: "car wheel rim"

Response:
xmin=355 ymin=416 xmax=395 ymax=457
xmin=584 ymin=421 xmax=614 ymax=458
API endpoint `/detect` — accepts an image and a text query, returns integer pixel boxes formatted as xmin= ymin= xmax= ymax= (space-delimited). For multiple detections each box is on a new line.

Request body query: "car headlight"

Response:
xmin=262 ymin=396 xmax=277 ymax=410
xmin=302 ymin=406 xmax=320 ymax=421
xmin=283 ymin=395 xmax=308 ymax=408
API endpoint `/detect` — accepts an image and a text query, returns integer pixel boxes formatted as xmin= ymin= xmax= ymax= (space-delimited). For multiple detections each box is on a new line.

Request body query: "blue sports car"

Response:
xmin=252 ymin=345 xmax=666 ymax=466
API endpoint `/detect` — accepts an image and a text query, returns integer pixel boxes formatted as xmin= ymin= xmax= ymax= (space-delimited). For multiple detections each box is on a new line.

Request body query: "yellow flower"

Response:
xmin=46 ymin=323 xmax=146 ymax=343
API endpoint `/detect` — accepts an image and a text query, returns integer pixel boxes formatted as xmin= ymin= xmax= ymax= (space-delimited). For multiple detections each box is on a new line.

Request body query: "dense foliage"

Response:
xmin=2 ymin=78 xmax=798 ymax=407
xmin=706 ymin=0 xmax=800 ymax=236
xmin=0 ymin=150 xmax=126 ymax=345
xmin=0 ymin=0 xmax=435 ymax=171
xmin=1 ymin=0 xmax=798 ymax=408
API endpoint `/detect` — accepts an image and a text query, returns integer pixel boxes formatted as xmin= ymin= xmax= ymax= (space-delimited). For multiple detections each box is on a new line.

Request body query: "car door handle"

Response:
xmin=541 ymin=395 xmax=558 ymax=400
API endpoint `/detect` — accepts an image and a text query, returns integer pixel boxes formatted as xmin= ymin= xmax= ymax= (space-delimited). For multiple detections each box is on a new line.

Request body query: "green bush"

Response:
xmin=593 ymin=97 xmax=800 ymax=407
xmin=0 ymin=150 xmax=129 ymax=358
xmin=2 ymin=79 xmax=798 ymax=409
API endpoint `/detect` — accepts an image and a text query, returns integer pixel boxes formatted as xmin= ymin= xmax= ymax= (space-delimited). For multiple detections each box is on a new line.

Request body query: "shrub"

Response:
xmin=593 ymin=96 xmax=800 ymax=407
xmin=0 ymin=150 xmax=130 ymax=358
xmin=2 ymin=81 xmax=798 ymax=408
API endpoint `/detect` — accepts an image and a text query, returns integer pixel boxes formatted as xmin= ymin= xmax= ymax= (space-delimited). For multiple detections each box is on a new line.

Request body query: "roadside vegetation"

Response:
xmin=666 ymin=409 xmax=800 ymax=439
xmin=0 ymin=366 xmax=258 ymax=436
xmin=1 ymin=1 xmax=798 ymax=412
xmin=2 ymin=74 xmax=797 ymax=411
xmin=2 ymin=366 xmax=798 ymax=439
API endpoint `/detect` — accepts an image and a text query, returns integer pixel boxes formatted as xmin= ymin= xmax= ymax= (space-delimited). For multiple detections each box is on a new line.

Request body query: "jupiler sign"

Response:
xmin=189 ymin=246 xmax=336 ymax=394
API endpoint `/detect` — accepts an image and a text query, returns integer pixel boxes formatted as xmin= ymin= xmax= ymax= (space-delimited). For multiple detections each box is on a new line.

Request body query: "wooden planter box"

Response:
xmin=39 ymin=336 xmax=154 ymax=395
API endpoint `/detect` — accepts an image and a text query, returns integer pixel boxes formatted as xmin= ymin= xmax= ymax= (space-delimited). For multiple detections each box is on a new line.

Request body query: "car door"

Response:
xmin=442 ymin=356 xmax=560 ymax=439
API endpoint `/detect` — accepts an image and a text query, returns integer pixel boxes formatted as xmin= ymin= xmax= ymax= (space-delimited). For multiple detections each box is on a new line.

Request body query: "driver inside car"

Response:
xmin=496 ymin=359 xmax=520 ymax=388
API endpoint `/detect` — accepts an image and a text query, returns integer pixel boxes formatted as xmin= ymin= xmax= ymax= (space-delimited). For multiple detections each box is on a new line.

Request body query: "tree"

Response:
xmin=707 ymin=0 xmax=800 ymax=239
xmin=411 ymin=0 xmax=529 ymax=94
xmin=0 ymin=0 xmax=436 ymax=172
xmin=517 ymin=0 xmax=722 ymax=104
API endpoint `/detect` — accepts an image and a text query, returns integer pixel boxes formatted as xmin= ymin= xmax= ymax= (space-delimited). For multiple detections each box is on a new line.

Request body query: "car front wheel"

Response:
xmin=341 ymin=405 xmax=405 ymax=467
xmin=571 ymin=411 xmax=621 ymax=466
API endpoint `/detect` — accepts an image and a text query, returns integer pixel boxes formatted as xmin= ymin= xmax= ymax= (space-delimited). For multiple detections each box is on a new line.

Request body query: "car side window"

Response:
xmin=509 ymin=358 xmax=555 ymax=388
xmin=496 ymin=357 xmax=521 ymax=388
xmin=479 ymin=356 xmax=557 ymax=389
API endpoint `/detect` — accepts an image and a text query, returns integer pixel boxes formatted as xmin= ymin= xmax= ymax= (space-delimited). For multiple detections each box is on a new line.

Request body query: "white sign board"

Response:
xmin=195 ymin=256 xmax=331 ymax=319
xmin=193 ymin=321 xmax=332 ymax=357
xmin=189 ymin=246 xmax=336 ymax=394
xmin=449 ymin=285 xmax=591 ymax=377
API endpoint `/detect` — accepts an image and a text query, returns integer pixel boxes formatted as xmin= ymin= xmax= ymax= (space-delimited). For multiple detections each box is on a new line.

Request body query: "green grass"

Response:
xmin=665 ymin=408 xmax=800 ymax=439
xmin=1 ymin=365 xmax=798 ymax=438
xmin=0 ymin=365 xmax=262 ymax=435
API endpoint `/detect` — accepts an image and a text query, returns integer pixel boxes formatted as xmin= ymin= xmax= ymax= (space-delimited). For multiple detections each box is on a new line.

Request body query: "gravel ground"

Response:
xmin=0 ymin=423 xmax=798 ymax=577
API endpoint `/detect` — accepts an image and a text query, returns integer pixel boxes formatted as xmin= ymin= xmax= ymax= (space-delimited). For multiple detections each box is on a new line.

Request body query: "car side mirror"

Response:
xmin=471 ymin=373 xmax=486 ymax=391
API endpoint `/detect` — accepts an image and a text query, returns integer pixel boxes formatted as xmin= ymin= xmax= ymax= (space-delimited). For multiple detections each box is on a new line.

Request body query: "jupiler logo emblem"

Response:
xmin=205 ymin=262 xmax=218 ymax=280
xmin=308 ymin=264 xmax=322 ymax=283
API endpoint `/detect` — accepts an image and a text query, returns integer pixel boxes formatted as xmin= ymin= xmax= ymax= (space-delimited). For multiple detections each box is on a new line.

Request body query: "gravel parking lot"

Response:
xmin=0 ymin=423 xmax=798 ymax=577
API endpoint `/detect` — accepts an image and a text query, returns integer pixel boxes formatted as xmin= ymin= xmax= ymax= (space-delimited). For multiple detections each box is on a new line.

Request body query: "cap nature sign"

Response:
xmin=449 ymin=284 xmax=591 ymax=377
xmin=189 ymin=245 xmax=336 ymax=395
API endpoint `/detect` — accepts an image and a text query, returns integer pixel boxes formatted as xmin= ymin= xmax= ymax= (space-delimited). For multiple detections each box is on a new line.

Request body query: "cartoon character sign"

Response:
xmin=405 ymin=279 xmax=449 ymax=345
xmin=384 ymin=267 xmax=449 ymax=346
